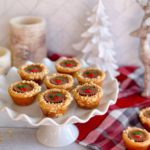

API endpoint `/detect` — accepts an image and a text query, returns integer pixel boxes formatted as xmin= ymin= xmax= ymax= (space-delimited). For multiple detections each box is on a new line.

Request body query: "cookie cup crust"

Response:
xmin=8 ymin=80 xmax=41 ymax=106
xmin=55 ymin=58 xmax=81 ymax=75
xmin=18 ymin=63 xmax=48 ymax=83
xmin=38 ymin=89 xmax=73 ymax=118
xmin=73 ymin=83 xmax=103 ymax=109
xmin=122 ymin=127 xmax=150 ymax=150
xmin=44 ymin=73 xmax=74 ymax=90
xmin=75 ymin=68 xmax=105 ymax=86
xmin=139 ymin=107 xmax=150 ymax=132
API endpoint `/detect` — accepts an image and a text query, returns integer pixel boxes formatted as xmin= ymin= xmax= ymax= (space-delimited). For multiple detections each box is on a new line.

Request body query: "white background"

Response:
xmin=0 ymin=0 xmax=144 ymax=67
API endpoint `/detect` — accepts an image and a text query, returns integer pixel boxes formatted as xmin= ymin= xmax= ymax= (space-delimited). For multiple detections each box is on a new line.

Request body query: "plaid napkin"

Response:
xmin=76 ymin=66 xmax=150 ymax=150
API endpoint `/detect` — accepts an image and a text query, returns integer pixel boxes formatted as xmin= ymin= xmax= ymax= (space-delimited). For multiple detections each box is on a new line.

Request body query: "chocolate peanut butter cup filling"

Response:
xmin=83 ymin=70 xmax=101 ymax=78
xmin=60 ymin=60 xmax=77 ymax=68
xmin=128 ymin=130 xmax=148 ymax=142
xmin=78 ymin=86 xmax=98 ymax=96
xmin=143 ymin=111 xmax=150 ymax=118
xmin=13 ymin=83 xmax=33 ymax=93
xmin=50 ymin=76 xmax=69 ymax=85
xmin=44 ymin=92 xmax=65 ymax=103
xmin=25 ymin=65 xmax=42 ymax=73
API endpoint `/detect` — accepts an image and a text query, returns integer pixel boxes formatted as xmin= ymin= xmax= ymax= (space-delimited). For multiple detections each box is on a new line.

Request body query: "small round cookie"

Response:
xmin=18 ymin=63 xmax=48 ymax=84
xmin=38 ymin=89 xmax=73 ymax=118
xmin=8 ymin=80 xmax=41 ymax=106
xmin=55 ymin=57 xmax=81 ymax=75
xmin=139 ymin=107 xmax=150 ymax=132
xmin=122 ymin=127 xmax=150 ymax=150
xmin=73 ymin=83 xmax=103 ymax=109
xmin=44 ymin=73 xmax=74 ymax=90
xmin=75 ymin=68 xmax=105 ymax=86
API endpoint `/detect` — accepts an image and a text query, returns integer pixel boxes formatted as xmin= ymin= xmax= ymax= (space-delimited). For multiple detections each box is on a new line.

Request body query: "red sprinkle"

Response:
xmin=20 ymin=88 xmax=27 ymax=92
xmin=30 ymin=69 xmax=38 ymax=73
xmin=55 ymin=79 xmax=61 ymax=84
xmin=66 ymin=63 xmax=72 ymax=67
xmin=134 ymin=135 xmax=141 ymax=139
xmin=54 ymin=96 xmax=59 ymax=102
xmin=85 ymin=89 xmax=91 ymax=93
xmin=88 ymin=73 xmax=94 ymax=78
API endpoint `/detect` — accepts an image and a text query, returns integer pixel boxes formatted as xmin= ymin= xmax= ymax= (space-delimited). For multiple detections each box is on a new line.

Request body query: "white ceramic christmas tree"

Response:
xmin=73 ymin=0 xmax=119 ymax=77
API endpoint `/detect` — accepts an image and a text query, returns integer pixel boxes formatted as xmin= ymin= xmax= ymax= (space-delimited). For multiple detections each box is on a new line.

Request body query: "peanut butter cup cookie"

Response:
xmin=44 ymin=73 xmax=74 ymax=90
xmin=76 ymin=68 xmax=105 ymax=86
xmin=55 ymin=58 xmax=81 ymax=75
xmin=139 ymin=107 xmax=150 ymax=132
xmin=122 ymin=127 xmax=150 ymax=150
xmin=8 ymin=80 xmax=41 ymax=106
xmin=73 ymin=83 xmax=103 ymax=109
xmin=18 ymin=63 xmax=48 ymax=84
xmin=38 ymin=89 xmax=72 ymax=118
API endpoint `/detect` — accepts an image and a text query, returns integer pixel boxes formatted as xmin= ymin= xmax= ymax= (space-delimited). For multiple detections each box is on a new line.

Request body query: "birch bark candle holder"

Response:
xmin=0 ymin=47 xmax=11 ymax=74
xmin=9 ymin=16 xmax=47 ymax=67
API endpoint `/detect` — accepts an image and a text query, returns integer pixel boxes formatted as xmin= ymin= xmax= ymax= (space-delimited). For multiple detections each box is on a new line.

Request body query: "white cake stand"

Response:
xmin=0 ymin=58 xmax=119 ymax=147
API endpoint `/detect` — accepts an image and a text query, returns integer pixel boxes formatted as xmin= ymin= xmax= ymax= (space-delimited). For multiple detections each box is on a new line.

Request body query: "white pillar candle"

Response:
xmin=0 ymin=47 xmax=11 ymax=74
xmin=9 ymin=16 xmax=47 ymax=67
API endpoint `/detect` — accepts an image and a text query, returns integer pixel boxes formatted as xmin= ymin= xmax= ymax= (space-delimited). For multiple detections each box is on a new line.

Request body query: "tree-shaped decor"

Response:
xmin=73 ymin=0 xmax=119 ymax=77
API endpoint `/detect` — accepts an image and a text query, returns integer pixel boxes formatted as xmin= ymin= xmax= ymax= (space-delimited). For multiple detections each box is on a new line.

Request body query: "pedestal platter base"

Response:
xmin=37 ymin=124 xmax=79 ymax=147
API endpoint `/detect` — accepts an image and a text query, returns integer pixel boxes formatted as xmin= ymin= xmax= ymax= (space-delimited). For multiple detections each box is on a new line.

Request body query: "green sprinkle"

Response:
xmin=90 ymin=86 xmax=95 ymax=90
xmin=82 ymin=87 xmax=87 ymax=90
xmin=56 ymin=93 xmax=62 ymax=97
xmin=49 ymin=95 xmax=53 ymax=99
xmin=94 ymin=71 xmax=97 ymax=74
xmin=64 ymin=61 xmax=69 ymax=64
xmin=27 ymin=67 xmax=33 ymax=71
xmin=133 ymin=131 xmax=141 ymax=135
xmin=17 ymin=85 xmax=25 ymax=89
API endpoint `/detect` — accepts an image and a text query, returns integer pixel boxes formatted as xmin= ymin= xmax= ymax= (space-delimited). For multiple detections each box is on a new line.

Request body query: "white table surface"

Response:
xmin=0 ymin=127 xmax=87 ymax=150
xmin=0 ymin=111 xmax=87 ymax=150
